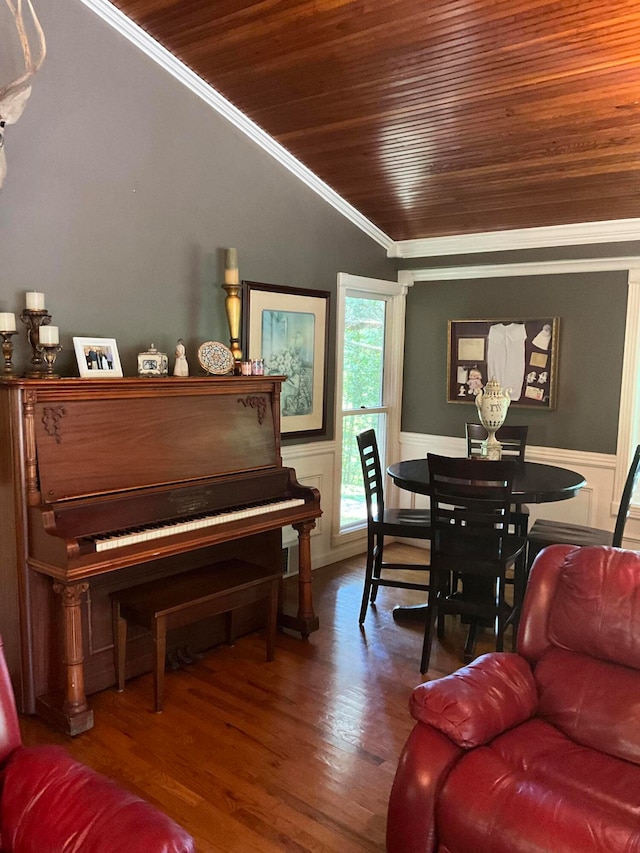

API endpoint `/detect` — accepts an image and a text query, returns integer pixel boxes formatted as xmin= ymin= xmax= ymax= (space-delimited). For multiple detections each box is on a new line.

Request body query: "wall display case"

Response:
xmin=447 ymin=318 xmax=559 ymax=409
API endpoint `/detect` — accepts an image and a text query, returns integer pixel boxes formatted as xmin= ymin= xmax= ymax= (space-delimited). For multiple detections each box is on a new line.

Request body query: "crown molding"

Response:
xmin=389 ymin=218 xmax=640 ymax=258
xmin=404 ymin=256 xmax=640 ymax=281
xmin=79 ymin=0 xmax=394 ymax=253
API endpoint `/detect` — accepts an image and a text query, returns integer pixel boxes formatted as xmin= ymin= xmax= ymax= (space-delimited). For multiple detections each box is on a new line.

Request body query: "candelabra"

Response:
xmin=0 ymin=331 xmax=17 ymax=374
xmin=20 ymin=308 xmax=52 ymax=374
xmin=37 ymin=343 xmax=62 ymax=378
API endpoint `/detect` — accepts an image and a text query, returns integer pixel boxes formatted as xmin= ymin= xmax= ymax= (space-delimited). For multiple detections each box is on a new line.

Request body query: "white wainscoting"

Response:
xmin=396 ymin=433 xmax=640 ymax=549
xmin=281 ymin=440 xmax=367 ymax=573
xmin=280 ymin=433 xmax=640 ymax=576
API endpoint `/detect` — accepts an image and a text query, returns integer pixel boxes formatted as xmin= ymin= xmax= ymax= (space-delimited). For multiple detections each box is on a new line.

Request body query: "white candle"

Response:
xmin=39 ymin=325 xmax=59 ymax=345
xmin=0 ymin=312 xmax=16 ymax=331
xmin=224 ymin=248 xmax=239 ymax=285
xmin=26 ymin=291 xmax=45 ymax=310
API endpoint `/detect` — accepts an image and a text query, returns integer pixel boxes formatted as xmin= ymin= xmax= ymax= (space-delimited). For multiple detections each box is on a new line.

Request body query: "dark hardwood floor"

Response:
xmin=19 ymin=545 xmax=502 ymax=852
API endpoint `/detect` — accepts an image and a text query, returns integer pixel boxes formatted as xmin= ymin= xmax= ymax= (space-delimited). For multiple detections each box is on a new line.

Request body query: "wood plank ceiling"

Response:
xmin=109 ymin=0 xmax=640 ymax=242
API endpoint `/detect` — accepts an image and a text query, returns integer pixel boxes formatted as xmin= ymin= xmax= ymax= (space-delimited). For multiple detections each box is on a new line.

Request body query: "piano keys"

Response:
xmin=0 ymin=376 xmax=321 ymax=734
xmin=94 ymin=497 xmax=306 ymax=552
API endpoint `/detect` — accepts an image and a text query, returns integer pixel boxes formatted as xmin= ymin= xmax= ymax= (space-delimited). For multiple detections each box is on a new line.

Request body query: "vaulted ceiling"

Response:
xmin=108 ymin=0 xmax=640 ymax=244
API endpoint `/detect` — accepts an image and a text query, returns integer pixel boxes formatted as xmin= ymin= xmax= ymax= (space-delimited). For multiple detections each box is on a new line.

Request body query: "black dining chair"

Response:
xmin=420 ymin=454 xmax=527 ymax=674
xmin=527 ymin=444 xmax=640 ymax=569
xmin=466 ymin=423 xmax=529 ymax=462
xmin=466 ymin=422 xmax=529 ymax=536
xmin=356 ymin=429 xmax=431 ymax=624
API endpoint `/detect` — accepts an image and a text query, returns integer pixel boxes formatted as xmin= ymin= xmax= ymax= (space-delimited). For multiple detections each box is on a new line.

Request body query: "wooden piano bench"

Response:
xmin=110 ymin=559 xmax=280 ymax=712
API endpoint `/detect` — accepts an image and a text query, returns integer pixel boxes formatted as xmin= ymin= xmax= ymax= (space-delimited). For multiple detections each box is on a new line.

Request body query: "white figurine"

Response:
xmin=467 ymin=367 xmax=483 ymax=396
xmin=173 ymin=339 xmax=189 ymax=376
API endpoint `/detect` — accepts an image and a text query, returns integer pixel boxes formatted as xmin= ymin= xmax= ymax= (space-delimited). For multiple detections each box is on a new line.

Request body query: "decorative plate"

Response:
xmin=197 ymin=341 xmax=234 ymax=375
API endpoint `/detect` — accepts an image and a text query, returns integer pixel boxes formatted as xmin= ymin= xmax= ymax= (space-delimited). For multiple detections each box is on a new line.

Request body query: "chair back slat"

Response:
xmin=428 ymin=455 xmax=516 ymax=570
xmin=357 ymin=429 xmax=385 ymax=523
xmin=612 ymin=444 xmax=640 ymax=547
xmin=466 ymin=423 xmax=528 ymax=462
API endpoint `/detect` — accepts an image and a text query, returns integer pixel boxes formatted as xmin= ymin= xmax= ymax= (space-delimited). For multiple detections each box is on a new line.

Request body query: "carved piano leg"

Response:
xmin=279 ymin=520 xmax=319 ymax=638
xmin=35 ymin=581 xmax=94 ymax=736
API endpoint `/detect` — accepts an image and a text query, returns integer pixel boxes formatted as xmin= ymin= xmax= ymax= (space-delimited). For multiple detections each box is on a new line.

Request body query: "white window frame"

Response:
xmin=615 ymin=269 xmax=640 ymax=513
xmin=332 ymin=273 xmax=411 ymax=548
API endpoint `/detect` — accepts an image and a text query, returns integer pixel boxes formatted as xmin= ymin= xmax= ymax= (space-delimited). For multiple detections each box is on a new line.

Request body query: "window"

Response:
xmin=334 ymin=274 xmax=409 ymax=539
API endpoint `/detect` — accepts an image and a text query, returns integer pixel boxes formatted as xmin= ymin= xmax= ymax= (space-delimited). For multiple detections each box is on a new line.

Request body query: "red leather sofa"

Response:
xmin=0 ymin=639 xmax=194 ymax=853
xmin=386 ymin=544 xmax=640 ymax=853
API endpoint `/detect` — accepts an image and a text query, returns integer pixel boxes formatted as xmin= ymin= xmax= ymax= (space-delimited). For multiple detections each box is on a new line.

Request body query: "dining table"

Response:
xmin=388 ymin=458 xmax=586 ymax=505
xmin=386 ymin=457 xmax=586 ymax=621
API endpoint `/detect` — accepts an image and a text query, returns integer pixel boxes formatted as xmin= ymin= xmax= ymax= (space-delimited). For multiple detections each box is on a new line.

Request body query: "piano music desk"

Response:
xmin=111 ymin=559 xmax=280 ymax=712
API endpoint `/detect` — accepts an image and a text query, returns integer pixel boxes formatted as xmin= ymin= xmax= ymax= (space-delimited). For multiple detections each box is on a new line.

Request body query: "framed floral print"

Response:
xmin=243 ymin=281 xmax=330 ymax=437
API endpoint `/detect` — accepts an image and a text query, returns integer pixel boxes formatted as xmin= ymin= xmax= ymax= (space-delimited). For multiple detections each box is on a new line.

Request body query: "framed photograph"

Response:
xmin=243 ymin=281 xmax=330 ymax=437
xmin=447 ymin=318 xmax=560 ymax=409
xmin=73 ymin=336 xmax=123 ymax=378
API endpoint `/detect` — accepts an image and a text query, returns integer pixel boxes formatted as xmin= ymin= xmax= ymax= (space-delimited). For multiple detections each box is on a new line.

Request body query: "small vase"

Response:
xmin=475 ymin=377 xmax=511 ymax=459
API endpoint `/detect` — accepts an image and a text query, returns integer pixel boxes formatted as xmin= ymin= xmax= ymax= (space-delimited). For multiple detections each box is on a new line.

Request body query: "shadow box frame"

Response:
xmin=242 ymin=280 xmax=330 ymax=438
xmin=447 ymin=317 xmax=560 ymax=409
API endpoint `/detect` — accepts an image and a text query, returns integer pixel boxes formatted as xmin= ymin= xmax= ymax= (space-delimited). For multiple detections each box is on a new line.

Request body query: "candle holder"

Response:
xmin=20 ymin=308 xmax=52 ymax=374
xmin=37 ymin=343 xmax=62 ymax=378
xmin=0 ymin=331 xmax=17 ymax=374
xmin=221 ymin=281 xmax=243 ymax=373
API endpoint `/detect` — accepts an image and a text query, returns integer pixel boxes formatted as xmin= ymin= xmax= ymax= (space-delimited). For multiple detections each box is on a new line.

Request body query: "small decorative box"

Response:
xmin=137 ymin=343 xmax=168 ymax=377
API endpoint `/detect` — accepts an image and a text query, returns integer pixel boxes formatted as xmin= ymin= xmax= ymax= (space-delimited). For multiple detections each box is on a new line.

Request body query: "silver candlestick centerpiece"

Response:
xmin=475 ymin=377 xmax=511 ymax=459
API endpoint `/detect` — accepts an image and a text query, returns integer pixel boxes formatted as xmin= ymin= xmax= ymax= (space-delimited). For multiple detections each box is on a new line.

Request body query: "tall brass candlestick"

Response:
xmin=222 ymin=248 xmax=242 ymax=371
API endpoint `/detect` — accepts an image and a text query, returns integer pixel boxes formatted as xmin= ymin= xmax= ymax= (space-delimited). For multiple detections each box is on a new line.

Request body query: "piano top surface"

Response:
xmin=0 ymin=375 xmax=286 ymax=393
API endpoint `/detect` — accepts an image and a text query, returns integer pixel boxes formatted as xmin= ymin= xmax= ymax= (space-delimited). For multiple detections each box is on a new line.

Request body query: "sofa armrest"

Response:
xmin=386 ymin=723 xmax=462 ymax=853
xmin=1 ymin=745 xmax=195 ymax=853
xmin=410 ymin=653 xmax=537 ymax=748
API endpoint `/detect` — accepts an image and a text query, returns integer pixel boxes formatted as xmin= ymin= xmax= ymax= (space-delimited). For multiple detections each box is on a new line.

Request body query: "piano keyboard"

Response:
xmin=94 ymin=497 xmax=306 ymax=552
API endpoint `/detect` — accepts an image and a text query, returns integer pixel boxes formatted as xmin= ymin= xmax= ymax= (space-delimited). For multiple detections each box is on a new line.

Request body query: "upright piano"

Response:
xmin=0 ymin=376 xmax=321 ymax=734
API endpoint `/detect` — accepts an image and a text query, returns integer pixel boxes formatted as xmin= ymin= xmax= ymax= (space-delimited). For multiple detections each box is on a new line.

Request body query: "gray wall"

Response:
xmin=0 ymin=0 xmax=396 ymax=441
xmin=402 ymin=270 xmax=628 ymax=454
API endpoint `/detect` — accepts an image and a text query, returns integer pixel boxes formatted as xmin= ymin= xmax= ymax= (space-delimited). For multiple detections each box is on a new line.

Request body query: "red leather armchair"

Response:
xmin=0 ymin=639 xmax=194 ymax=853
xmin=387 ymin=544 xmax=640 ymax=853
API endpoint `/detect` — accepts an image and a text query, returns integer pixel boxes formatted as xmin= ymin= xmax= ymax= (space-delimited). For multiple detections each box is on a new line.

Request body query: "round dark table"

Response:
xmin=386 ymin=459 xmax=586 ymax=622
xmin=387 ymin=459 xmax=586 ymax=504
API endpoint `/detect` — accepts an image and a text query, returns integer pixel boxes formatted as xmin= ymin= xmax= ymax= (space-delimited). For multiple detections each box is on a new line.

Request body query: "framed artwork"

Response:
xmin=243 ymin=281 xmax=330 ymax=437
xmin=73 ymin=336 xmax=123 ymax=378
xmin=447 ymin=318 xmax=560 ymax=409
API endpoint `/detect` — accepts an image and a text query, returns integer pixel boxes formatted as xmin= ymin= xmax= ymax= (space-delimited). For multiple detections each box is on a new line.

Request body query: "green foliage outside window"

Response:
xmin=342 ymin=297 xmax=385 ymax=410
xmin=340 ymin=297 xmax=386 ymax=526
